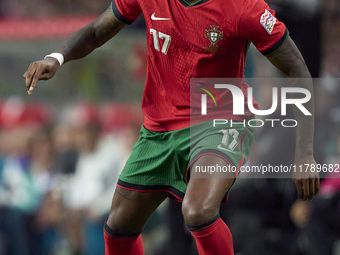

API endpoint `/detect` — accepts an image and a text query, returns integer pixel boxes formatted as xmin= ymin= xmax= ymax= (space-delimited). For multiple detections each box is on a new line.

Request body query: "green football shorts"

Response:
xmin=117 ymin=119 xmax=255 ymax=203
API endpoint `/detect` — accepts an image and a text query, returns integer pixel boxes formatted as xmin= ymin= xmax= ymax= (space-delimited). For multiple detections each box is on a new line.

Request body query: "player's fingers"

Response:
xmin=28 ymin=65 xmax=45 ymax=94
xmin=24 ymin=63 xmax=36 ymax=90
xmin=295 ymin=179 xmax=303 ymax=200
xmin=308 ymin=178 xmax=315 ymax=201
xmin=302 ymin=179 xmax=309 ymax=201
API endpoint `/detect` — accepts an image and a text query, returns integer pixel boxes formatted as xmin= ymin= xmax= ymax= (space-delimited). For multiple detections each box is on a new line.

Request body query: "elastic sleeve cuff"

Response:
xmin=261 ymin=28 xmax=289 ymax=56
xmin=111 ymin=0 xmax=135 ymax=25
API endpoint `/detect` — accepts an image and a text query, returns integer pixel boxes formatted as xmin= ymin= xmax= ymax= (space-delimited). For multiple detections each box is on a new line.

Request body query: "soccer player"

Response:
xmin=23 ymin=0 xmax=320 ymax=253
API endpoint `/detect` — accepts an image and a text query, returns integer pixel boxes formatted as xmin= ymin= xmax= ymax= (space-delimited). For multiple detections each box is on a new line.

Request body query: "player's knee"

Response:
xmin=106 ymin=199 xmax=142 ymax=234
xmin=106 ymin=208 xmax=142 ymax=235
xmin=182 ymin=201 xmax=218 ymax=226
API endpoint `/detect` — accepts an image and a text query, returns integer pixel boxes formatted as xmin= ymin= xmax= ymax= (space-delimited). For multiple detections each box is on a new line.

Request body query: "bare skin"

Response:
xmin=266 ymin=37 xmax=320 ymax=201
xmin=106 ymin=187 xmax=168 ymax=234
xmin=182 ymin=155 xmax=235 ymax=226
xmin=23 ymin=5 xmax=319 ymax=234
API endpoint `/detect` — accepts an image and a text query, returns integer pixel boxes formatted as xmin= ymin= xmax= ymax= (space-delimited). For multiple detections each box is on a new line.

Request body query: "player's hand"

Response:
xmin=23 ymin=57 xmax=60 ymax=95
xmin=292 ymin=155 xmax=320 ymax=201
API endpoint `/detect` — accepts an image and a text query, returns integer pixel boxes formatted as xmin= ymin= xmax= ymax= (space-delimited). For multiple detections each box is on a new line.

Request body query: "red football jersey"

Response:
xmin=111 ymin=0 xmax=288 ymax=131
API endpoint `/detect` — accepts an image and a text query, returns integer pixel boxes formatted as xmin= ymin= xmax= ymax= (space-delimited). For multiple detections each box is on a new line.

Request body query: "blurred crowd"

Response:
xmin=0 ymin=99 xmax=143 ymax=255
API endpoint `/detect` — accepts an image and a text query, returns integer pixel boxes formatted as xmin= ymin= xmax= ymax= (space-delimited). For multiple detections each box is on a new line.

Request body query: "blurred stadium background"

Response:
xmin=0 ymin=0 xmax=340 ymax=254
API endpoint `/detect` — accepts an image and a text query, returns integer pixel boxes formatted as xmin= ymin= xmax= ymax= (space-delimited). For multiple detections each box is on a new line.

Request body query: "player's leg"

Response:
xmin=104 ymin=187 xmax=168 ymax=255
xmin=182 ymin=154 xmax=236 ymax=255
xmin=103 ymin=123 xmax=178 ymax=254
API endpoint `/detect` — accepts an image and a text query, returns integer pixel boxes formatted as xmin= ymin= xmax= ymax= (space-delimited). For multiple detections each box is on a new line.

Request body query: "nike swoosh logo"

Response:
xmin=217 ymin=145 xmax=237 ymax=154
xmin=151 ymin=13 xmax=170 ymax=21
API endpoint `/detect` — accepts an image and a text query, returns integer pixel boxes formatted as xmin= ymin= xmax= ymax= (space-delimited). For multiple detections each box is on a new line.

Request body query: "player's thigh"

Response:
xmin=182 ymin=154 xmax=235 ymax=225
xmin=107 ymin=187 xmax=168 ymax=233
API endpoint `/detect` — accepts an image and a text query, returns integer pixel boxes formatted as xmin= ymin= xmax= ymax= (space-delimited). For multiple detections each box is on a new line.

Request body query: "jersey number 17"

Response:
xmin=150 ymin=29 xmax=171 ymax=55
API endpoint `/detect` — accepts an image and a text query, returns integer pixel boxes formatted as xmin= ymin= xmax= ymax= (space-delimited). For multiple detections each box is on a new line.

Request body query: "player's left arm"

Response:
xmin=23 ymin=7 xmax=125 ymax=95
xmin=266 ymin=37 xmax=320 ymax=201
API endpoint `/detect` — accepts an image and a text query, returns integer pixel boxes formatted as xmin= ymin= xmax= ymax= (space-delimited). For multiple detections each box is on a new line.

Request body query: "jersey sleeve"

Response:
xmin=238 ymin=0 xmax=289 ymax=55
xmin=111 ymin=0 xmax=141 ymax=25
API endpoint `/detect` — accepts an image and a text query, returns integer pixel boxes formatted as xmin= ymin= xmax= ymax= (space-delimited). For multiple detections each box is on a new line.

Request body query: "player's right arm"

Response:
xmin=23 ymin=7 xmax=125 ymax=95
xmin=238 ymin=0 xmax=320 ymax=201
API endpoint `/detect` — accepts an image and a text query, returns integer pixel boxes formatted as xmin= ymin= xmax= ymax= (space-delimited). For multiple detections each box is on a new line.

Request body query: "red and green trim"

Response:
xmin=117 ymin=179 xmax=185 ymax=202
xmin=111 ymin=0 xmax=135 ymax=25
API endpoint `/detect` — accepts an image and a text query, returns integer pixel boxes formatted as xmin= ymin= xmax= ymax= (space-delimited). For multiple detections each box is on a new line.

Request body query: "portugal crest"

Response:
xmin=205 ymin=25 xmax=223 ymax=47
